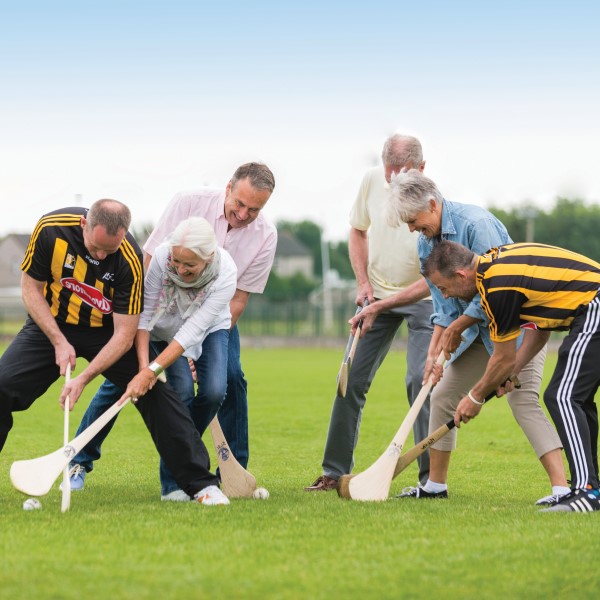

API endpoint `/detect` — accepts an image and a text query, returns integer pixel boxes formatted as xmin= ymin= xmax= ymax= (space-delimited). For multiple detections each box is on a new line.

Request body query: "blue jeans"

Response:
xmin=72 ymin=330 xmax=229 ymax=495
xmin=218 ymin=325 xmax=249 ymax=469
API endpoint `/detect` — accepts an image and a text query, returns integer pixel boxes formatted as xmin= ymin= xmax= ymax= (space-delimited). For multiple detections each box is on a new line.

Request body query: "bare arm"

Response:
xmin=119 ymin=333 xmax=187 ymax=403
xmin=135 ymin=329 xmax=152 ymax=371
xmin=513 ymin=329 xmax=551 ymax=374
xmin=349 ymin=227 xmax=373 ymax=306
xmin=423 ymin=324 xmax=445 ymax=384
xmin=349 ymin=278 xmax=430 ymax=336
xmin=21 ymin=272 xmax=75 ymax=374
xmin=230 ymin=288 xmax=250 ymax=327
xmin=440 ymin=314 xmax=480 ymax=355
xmin=61 ymin=312 xmax=140 ymax=409
xmin=454 ymin=338 xmax=518 ymax=425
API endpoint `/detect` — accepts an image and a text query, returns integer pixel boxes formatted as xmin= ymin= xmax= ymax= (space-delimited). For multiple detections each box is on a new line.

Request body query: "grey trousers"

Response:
xmin=322 ymin=299 xmax=433 ymax=484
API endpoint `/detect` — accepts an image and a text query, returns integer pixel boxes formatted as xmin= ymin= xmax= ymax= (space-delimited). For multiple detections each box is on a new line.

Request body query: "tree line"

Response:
xmin=489 ymin=198 xmax=600 ymax=261
xmin=263 ymin=220 xmax=353 ymax=302
xmin=263 ymin=197 xmax=600 ymax=302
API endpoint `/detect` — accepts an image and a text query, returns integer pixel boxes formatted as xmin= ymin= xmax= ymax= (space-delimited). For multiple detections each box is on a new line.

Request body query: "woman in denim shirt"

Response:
xmin=387 ymin=169 xmax=568 ymax=506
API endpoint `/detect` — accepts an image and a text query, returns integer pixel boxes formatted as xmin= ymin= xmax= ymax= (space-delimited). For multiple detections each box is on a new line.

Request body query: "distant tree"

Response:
xmin=263 ymin=271 xmax=291 ymax=301
xmin=487 ymin=205 xmax=527 ymax=242
xmin=489 ymin=198 xmax=600 ymax=262
xmin=276 ymin=219 xmax=353 ymax=280
xmin=536 ymin=198 xmax=600 ymax=261
xmin=329 ymin=240 xmax=353 ymax=280
xmin=267 ymin=218 xmax=357 ymax=302
xmin=263 ymin=270 xmax=315 ymax=302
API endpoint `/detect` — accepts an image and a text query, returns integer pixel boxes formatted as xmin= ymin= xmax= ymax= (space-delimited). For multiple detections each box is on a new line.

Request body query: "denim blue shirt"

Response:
xmin=418 ymin=199 xmax=513 ymax=361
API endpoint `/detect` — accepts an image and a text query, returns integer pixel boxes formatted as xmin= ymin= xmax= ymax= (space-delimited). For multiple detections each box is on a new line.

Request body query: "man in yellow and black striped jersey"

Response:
xmin=0 ymin=199 xmax=229 ymax=505
xmin=423 ymin=240 xmax=600 ymax=513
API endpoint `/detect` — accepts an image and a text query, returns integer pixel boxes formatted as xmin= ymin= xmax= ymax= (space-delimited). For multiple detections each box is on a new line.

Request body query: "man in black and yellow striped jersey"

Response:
xmin=423 ymin=240 xmax=600 ymax=513
xmin=0 ymin=199 xmax=228 ymax=505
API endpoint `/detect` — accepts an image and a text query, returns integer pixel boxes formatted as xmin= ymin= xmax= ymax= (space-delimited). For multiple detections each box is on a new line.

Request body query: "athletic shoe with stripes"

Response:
xmin=540 ymin=488 xmax=600 ymax=512
xmin=395 ymin=485 xmax=448 ymax=499
xmin=193 ymin=485 xmax=230 ymax=506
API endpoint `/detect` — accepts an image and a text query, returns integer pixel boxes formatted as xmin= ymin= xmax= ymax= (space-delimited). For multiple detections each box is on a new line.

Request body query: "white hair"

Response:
xmin=167 ymin=217 xmax=217 ymax=261
xmin=387 ymin=169 xmax=444 ymax=227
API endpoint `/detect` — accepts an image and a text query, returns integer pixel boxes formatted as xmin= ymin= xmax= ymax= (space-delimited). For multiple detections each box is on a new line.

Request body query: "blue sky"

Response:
xmin=1 ymin=1 xmax=599 ymax=240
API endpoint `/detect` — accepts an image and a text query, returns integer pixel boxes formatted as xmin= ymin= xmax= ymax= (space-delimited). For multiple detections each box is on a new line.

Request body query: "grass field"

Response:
xmin=1 ymin=346 xmax=599 ymax=599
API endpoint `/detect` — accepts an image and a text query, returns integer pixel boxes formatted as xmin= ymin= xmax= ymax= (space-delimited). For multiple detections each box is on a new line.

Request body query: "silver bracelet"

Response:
xmin=147 ymin=361 xmax=164 ymax=378
xmin=467 ymin=390 xmax=484 ymax=406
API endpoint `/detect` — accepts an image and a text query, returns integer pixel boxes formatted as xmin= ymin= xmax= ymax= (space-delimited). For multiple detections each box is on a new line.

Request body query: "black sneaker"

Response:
xmin=395 ymin=485 xmax=448 ymax=499
xmin=540 ymin=488 xmax=600 ymax=513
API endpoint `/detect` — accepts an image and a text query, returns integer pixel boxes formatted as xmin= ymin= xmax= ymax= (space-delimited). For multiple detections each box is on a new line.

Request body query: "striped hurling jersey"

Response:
xmin=20 ymin=207 xmax=143 ymax=327
xmin=476 ymin=243 xmax=600 ymax=343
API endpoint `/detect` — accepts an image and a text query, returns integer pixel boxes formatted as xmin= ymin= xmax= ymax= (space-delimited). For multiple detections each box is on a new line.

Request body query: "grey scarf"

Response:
xmin=147 ymin=249 xmax=221 ymax=330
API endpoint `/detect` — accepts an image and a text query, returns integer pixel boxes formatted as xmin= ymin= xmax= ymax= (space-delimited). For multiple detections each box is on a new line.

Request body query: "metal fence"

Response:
xmin=0 ymin=291 xmax=568 ymax=350
xmin=236 ymin=295 xmax=409 ymax=347
xmin=0 ymin=292 xmax=410 ymax=346
xmin=0 ymin=289 xmax=26 ymax=338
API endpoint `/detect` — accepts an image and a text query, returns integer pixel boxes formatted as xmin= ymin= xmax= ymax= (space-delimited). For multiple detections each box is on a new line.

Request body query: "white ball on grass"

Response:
xmin=22 ymin=498 xmax=42 ymax=511
xmin=253 ymin=487 xmax=270 ymax=500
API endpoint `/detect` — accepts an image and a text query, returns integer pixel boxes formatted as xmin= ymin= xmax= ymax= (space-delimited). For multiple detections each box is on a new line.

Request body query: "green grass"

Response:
xmin=1 ymin=347 xmax=599 ymax=599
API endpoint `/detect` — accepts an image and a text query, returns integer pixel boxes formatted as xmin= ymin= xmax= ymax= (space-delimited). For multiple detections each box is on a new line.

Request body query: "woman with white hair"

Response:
xmin=119 ymin=216 xmax=238 ymax=504
xmin=386 ymin=169 xmax=568 ymax=506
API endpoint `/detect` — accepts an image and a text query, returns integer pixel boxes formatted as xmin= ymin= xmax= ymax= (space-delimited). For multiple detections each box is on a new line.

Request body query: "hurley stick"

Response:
xmin=338 ymin=351 xmax=445 ymax=501
xmin=11 ymin=398 xmax=130 ymax=497
xmin=338 ymin=378 xmax=519 ymax=499
xmin=337 ymin=299 xmax=369 ymax=397
xmin=11 ymin=364 xmax=173 ymax=497
xmin=61 ymin=364 xmax=72 ymax=513
xmin=209 ymin=416 xmax=257 ymax=498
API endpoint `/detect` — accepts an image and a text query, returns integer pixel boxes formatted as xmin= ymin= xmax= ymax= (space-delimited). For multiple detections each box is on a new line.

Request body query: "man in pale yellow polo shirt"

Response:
xmin=305 ymin=134 xmax=433 ymax=491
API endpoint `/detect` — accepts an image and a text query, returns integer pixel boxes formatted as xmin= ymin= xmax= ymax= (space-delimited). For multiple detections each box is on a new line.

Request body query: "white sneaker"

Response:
xmin=59 ymin=464 xmax=86 ymax=491
xmin=535 ymin=492 xmax=569 ymax=506
xmin=161 ymin=489 xmax=191 ymax=502
xmin=194 ymin=485 xmax=230 ymax=506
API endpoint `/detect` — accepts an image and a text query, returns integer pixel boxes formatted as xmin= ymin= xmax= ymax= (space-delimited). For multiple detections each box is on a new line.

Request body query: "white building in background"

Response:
xmin=0 ymin=233 xmax=30 ymax=321
xmin=272 ymin=231 xmax=313 ymax=279
xmin=0 ymin=234 xmax=29 ymax=289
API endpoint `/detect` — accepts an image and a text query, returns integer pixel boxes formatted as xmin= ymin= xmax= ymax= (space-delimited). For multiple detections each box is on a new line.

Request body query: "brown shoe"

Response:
xmin=304 ymin=475 xmax=338 ymax=492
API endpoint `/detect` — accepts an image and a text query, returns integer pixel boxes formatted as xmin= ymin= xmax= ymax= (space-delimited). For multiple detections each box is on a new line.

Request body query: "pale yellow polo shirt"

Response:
xmin=349 ymin=166 xmax=423 ymax=300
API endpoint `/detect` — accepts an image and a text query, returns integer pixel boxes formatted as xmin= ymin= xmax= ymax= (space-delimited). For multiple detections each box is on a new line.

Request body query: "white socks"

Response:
xmin=422 ymin=481 xmax=568 ymax=496
xmin=423 ymin=480 xmax=448 ymax=494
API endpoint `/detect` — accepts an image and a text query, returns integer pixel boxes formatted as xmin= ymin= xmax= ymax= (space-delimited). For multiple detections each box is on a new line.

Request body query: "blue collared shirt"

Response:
xmin=418 ymin=199 xmax=513 ymax=361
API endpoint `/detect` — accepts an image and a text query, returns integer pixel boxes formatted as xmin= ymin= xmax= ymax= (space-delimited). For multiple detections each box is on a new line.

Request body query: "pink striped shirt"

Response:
xmin=144 ymin=188 xmax=277 ymax=294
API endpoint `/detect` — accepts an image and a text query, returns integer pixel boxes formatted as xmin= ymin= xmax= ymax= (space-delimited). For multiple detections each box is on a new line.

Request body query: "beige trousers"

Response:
xmin=429 ymin=341 xmax=562 ymax=457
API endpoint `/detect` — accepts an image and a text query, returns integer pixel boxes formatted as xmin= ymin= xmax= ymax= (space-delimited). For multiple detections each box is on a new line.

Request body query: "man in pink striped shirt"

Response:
xmin=143 ymin=163 xmax=277 ymax=472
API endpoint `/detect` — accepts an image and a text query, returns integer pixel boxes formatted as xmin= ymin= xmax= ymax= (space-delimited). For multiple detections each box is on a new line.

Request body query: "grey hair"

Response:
xmin=168 ymin=217 xmax=218 ymax=261
xmin=381 ymin=134 xmax=423 ymax=168
xmin=87 ymin=199 xmax=131 ymax=235
xmin=387 ymin=169 xmax=444 ymax=226
xmin=231 ymin=162 xmax=276 ymax=193
xmin=423 ymin=240 xmax=476 ymax=279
